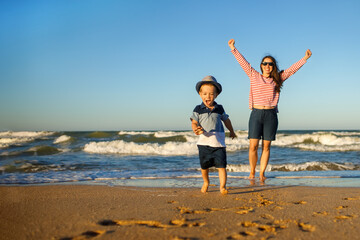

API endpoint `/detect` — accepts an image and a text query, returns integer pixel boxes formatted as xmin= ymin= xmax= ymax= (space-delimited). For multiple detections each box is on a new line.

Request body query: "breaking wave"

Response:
xmin=54 ymin=135 xmax=73 ymax=144
xmin=84 ymin=140 xmax=199 ymax=155
xmin=227 ymin=161 xmax=359 ymax=172
xmin=0 ymin=131 xmax=54 ymax=148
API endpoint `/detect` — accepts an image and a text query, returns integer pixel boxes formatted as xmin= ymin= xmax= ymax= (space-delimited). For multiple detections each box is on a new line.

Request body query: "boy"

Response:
xmin=190 ymin=75 xmax=236 ymax=194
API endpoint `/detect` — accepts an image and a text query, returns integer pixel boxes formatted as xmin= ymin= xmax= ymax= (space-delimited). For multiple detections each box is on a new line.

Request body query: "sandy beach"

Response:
xmin=1 ymin=184 xmax=360 ymax=240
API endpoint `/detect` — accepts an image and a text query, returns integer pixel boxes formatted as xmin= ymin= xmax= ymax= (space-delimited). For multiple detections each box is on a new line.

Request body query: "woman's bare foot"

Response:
xmin=201 ymin=183 xmax=209 ymax=193
xmin=260 ymin=175 xmax=267 ymax=182
xmin=220 ymin=188 xmax=228 ymax=195
xmin=248 ymin=178 xmax=255 ymax=186
xmin=249 ymin=173 xmax=255 ymax=179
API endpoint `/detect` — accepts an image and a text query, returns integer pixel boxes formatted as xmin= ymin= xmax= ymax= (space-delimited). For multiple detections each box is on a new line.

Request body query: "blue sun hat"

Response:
xmin=195 ymin=75 xmax=222 ymax=94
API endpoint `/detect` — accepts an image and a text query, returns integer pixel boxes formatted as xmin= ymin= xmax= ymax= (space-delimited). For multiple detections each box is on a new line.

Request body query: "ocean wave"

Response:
xmin=227 ymin=161 xmax=359 ymax=172
xmin=83 ymin=137 xmax=250 ymax=156
xmin=27 ymin=146 xmax=61 ymax=156
xmin=1 ymin=145 xmax=62 ymax=157
xmin=0 ymin=131 xmax=55 ymax=148
xmin=0 ymin=137 xmax=31 ymax=148
xmin=274 ymin=131 xmax=360 ymax=151
xmin=318 ymin=131 xmax=360 ymax=137
xmin=1 ymin=130 xmax=359 ymax=153
xmin=1 ymin=160 xmax=66 ymax=173
xmin=84 ymin=140 xmax=199 ymax=155
xmin=87 ymin=131 xmax=113 ymax=138
xmin=54 ymin=135 xmax=73 ymax=144
xmin=118 ymin=131 xmax=154 ymax=135
xmin=0 ymin=131 xmax=54 ymax=138
xmin=153 ymin=131 xmax=193 ymax=138
xmin=294 ymin=144 xmax=360 ymax=152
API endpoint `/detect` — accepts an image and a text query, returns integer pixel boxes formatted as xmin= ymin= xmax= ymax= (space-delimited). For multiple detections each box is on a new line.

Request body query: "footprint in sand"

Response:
xmin=272 ymin=220 xmax=289 ymax=229
xmin=238 ymin=221 xmax=258 ymax=227
xmin=236 ymin=207 xmax=254 ymax=215
xmin=336 ymin=205 xmax=348 ymax=210
xmin=98 ymin=218 xmax=206 ymax=229
xmin=227 ymin=231 xmax=256 ymax=239
xmin=261 ymin=214 xmax=275 ymax=220
xmin=59 ymin=230 xmax=107 ymax=240
xmin=171 ymin=236 xmax=199 ymax=240
xmin=313 ymin=211 xmax=329 ymax=216
xmin=258 ymin=199 xmax=274 ymax=206
xmin=334 ymin=215 xmax=357 ymax=222
xmin=176 ymin=206 xmax=209 ymax=214
xmin=99 ymin=219 xmax=168 ymax=228
xmin=257 ymin=225 xmax=276 ymax=233
xmin=298 ymin=222 xmax=316 ymax=232
xmin=343 ymin=197 xmax=360 ymax=200
xmin=177 ymin=206 xmax=236 ymax=214
xmin=170 ymin=218 xmax=206 ymax=227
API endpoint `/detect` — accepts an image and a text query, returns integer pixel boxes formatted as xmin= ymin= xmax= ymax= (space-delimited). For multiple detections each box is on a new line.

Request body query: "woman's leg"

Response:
xmin=249 ymin=138 xmax=260 ymax=179
xmin=259 ymin=140 xmax=272 ymax=181
xmin=259 ymin=109 xmax=277 ymax=182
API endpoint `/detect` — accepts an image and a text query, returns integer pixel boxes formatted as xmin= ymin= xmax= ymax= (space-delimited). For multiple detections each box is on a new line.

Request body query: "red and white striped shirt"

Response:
xmin=231 ymin=48 xmax=307 ymax=110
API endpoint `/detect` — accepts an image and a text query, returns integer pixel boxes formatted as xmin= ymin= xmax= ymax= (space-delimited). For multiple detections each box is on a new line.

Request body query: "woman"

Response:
xmin=228 ymin=39 xmax=312 ymax=182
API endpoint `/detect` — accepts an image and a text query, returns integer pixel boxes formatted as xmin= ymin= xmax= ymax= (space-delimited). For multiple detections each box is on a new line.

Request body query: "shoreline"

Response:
xmin=1 ymin=185 xmax=360 ymax=239
xmin=1 ymin=173 xmax=359 ymax=188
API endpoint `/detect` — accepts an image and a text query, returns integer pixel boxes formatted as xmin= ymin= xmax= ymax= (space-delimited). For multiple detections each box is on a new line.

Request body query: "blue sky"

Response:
xmin=1 ymin=0 xmax=359 ymax=131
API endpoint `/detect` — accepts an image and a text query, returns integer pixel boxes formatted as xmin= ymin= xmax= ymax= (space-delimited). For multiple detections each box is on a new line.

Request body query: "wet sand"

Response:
xmin=1 ymin=185 xmax=360 ymax=240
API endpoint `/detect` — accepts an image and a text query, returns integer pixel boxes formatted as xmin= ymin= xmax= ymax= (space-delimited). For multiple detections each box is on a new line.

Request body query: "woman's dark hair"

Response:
xmin=260 ymin=55 xmax=284 ymax=93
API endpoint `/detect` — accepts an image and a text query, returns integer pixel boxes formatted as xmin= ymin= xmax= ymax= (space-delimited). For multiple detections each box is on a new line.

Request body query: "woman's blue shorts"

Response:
xmin=248 ymin=108 xmax=278 ymax=141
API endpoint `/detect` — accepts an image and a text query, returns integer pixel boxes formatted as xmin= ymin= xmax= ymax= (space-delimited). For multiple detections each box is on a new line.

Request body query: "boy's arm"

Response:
xmin=191 ymin=119 xmax=204 ymax=135
xmin=224 ymin=118 xmax=236 ymax=139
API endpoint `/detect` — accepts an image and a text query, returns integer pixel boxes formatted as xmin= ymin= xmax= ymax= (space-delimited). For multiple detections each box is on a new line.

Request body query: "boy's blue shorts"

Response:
xmin=197 ymin=145 xmax=227 ymax=169
xmin=248 ymin=108 xmax=278 ymax=141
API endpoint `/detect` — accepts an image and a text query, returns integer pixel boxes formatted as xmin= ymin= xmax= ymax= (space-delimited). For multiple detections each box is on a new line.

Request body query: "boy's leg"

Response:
xmin=218 ymin=168 xmax=228 ymax=194
xmin=259 ymin=140 xmax=272 ymax=182
xmin=201 ymin=168 xmax=210 ymax=193
xmin=249 ymin=138 xmax=260 ymax=179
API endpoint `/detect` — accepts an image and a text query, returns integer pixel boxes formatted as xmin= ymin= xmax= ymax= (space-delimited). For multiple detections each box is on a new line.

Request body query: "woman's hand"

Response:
xmin=228 ymin=39 xmax=235 ymax=50
xmin=304 ymin=49 xmax=312 ymax=60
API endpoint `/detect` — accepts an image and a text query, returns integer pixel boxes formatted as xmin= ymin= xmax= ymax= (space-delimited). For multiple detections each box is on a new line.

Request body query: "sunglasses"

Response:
xmin=261 ymin=62 xmax=274 ymax=67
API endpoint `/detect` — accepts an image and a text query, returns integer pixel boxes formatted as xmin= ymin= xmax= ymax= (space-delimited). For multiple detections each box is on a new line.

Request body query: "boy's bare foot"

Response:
xmin=220 ymin=188 xmax=228 ymax=195
xmin=201 ymin=183 xmax=209 ymax=193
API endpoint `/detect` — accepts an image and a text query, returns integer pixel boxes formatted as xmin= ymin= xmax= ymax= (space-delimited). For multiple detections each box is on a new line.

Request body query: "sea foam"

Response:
xmin=84 ymin=140 xmax=198 ymax=155
xmin=54 ymin=135 xmax=72 ymax=144
xmin=0 ymin=131 xmax=54 ymax=148
xmin=227 ymin=161 xmax=359 ymax=172
xmin=274 ymin=132 xmax=360 ymax=151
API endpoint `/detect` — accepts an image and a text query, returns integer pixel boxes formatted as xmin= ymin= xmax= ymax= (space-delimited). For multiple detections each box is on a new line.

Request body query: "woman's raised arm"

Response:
xmin=228 ymin=39 xmax=254 ymax=77
xmin=304 ymin=49 xmax=312 ymax=60
xmin=228 ymin=39 xmax=236 ymax=51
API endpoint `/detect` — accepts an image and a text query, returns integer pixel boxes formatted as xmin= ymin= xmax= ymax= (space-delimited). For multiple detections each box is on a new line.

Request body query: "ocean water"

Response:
xmin=0 ymin=130 xmax=359 ymax=188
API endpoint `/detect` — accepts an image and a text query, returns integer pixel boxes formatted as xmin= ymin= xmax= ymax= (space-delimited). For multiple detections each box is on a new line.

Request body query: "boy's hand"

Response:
xmin=191 ymin=120 xmax=204 ymax=135
xmin=229 ymin=131 xmax=237 ymax=139
xmin=194 ymin=126 xmax=204 ymax=135
xmin=228 ymin=39 xmax=235 ymax=50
